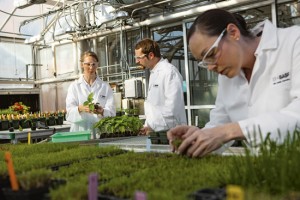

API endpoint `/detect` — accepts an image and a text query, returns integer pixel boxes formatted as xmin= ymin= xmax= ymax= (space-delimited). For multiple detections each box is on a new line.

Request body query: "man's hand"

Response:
xmin=140 ymin=126 xmax=152 ymax=135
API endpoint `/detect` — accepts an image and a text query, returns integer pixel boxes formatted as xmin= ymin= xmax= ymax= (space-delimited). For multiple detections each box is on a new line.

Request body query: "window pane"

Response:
xmin=277 ymin=1 xmax=300 ymax=27
xmin=0 ymin=42 xmax=32 ymax=79
xmin=152 ymin=24 xmax=186 ymax=104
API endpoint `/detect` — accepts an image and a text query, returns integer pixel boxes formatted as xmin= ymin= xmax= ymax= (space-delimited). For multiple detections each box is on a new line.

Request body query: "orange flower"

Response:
xmin=9 ymin=102 xmax=30 ymax=114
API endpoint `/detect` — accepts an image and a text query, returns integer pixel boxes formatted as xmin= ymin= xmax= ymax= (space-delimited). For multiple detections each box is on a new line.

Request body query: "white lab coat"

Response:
xmin=145 ymin=58 xmax=187 ymax=131
xmin=66 ymin=75 xmax=115 ymax=132
xmin=206 ymin=20 xmax=300 ymax=146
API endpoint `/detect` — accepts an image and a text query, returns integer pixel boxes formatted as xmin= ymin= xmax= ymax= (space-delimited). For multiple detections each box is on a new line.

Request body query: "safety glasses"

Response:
xmin=197 ymin=29 xmax=226 ymax=68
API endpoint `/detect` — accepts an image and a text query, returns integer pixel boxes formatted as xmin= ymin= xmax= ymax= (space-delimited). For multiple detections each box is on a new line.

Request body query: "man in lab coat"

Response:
xmin=135 ymin=38 xmax=187 ymax=134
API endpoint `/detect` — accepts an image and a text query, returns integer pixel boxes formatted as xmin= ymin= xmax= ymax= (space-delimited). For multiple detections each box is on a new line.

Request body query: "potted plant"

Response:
xmin=10 ymin=114 xmax=20 ymax=129
xmin=55 ymin=111 xmax=64 ymax=125
xmin=47 ymin=112 xmax=56 ymax=126
xmin=20 ymin=114 xmax=30 ymax=129
xmin=24 ymin=114 xmax=37 ymax=131
xmin=93 ymin=115 xmax=143 ymax=138
xmin=38 ymin=112 xmax=47 ymax=126
xmin=0 ymin=114 xmax=10 ymax=130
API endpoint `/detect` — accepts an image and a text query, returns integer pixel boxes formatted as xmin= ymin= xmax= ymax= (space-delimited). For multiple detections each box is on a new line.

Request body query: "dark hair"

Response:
xmin=135 ymin=38 xmax=161 ymax=58
xmin=187 ymin=9 xmax=253 ymax=43
xmin=80 ymin=51 xmax=99 ymax=62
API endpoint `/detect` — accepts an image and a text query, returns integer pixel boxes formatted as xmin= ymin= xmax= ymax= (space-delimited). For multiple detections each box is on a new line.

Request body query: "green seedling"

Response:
xmin=83 ymin=93 xmax=97 ymax=111
xmin=172 ymin=137 xmax=183 ymax=150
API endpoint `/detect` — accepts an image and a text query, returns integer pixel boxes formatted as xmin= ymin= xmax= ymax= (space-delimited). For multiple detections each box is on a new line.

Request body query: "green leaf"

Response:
xmin=89 ymin=104 xmax=95 ymax=111
xmin=87 ymin=93 xmax=94 ymax=102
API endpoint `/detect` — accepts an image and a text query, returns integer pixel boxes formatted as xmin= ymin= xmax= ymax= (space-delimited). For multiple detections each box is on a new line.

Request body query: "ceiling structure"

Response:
xmin=1 ymin=0 xmax=299 ymax=44
xmin=0 ymin=0 xmax=241 ymax=41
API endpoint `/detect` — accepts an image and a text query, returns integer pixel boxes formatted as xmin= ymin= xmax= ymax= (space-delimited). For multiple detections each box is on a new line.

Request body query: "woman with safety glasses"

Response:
xmin=168 ymin=9 xmax=300 ymax=157
xmin=66 ymin=51 xmax=115 ymax=132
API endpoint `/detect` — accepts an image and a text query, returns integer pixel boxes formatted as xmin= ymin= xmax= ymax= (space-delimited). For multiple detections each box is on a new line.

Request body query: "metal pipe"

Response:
xmin=0 ymin=7 xmax=17 ymax=31
xmin=73 ymin=0 xmax=258 ymax=42
xmin=114 ymin=0 xmax=152 ymax=11
xmin=130 ymin=0 xmax=179 ymax=18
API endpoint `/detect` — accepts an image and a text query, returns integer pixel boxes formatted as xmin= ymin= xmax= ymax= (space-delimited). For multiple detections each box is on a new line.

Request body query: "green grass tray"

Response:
xmin=51 ymin=131 xmax=91 ymax=143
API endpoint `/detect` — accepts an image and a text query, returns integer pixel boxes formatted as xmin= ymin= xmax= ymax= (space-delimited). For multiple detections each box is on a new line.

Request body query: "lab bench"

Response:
xmin=0 ymin=123 xmax=71 ymax=144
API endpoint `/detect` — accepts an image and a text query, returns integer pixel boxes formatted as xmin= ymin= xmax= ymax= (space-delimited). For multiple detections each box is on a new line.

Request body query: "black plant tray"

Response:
xmin=0 ymin=175 xmax=10 ymax=200
xmin=98 ymin=193 xmax=129 ymax=200
xmin=148 ymin=131 xmax=169 ymax=145
xmin=2 ymin=186 xmax=49 ymax=200
xmin=1 ymin=179 xmax=66 ymax=200
xmin=188 ymin=187 xmax=226 ymax=200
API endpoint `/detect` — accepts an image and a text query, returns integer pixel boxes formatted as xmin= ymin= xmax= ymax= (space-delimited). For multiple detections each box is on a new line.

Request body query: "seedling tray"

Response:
xmin=51 ymin=131 xmax=90 ymax=143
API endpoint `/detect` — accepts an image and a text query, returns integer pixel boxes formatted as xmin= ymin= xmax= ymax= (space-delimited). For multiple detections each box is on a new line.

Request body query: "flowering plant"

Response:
xmin=9 ymin=102 xmax=30 ymax=114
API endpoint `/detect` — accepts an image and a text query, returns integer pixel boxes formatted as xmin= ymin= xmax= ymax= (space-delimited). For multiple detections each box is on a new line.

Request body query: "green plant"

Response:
xmin=83 ymin=93 xmax=99 ymax=111
xmin=0 ymin=109 xmax=18 ymax=115
xmin=171 ymin=138 xmax=182 ymax=150
xmin=18 ymin=169 xmax=52 ymax=190
xmin=24 ymin=114 xmax=38 ymax=128
xmin=2 ymin=130 xmax=300 ymax=200
xmin=93 ymin=115 xmax=143 ymax=136
xmin=219 ymin=129 xmax=300 ymax=196
xmin=123 ymin=108 xmax=139 ymax=116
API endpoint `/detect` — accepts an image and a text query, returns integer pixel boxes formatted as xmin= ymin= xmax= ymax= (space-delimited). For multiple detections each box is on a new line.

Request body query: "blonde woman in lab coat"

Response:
xmin=135 ymin=38 xmax=187 ymax=135
xmin=66 ymin=51 xmax=115 ymax=132
xmin=168 ymin=9 xmax=300 ymax=157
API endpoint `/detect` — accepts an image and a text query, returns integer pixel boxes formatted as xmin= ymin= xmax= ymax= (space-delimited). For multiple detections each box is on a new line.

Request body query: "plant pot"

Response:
xmin=39 ymin=117 xmax=46 ymax=125
xmin=0 ymin=120 xmax=10 ymax=131
xmin=47 ymin=116 xmax=56 ymax=126
xmin=55 ymin=116 xmax=64 ymax=125
xmin=10 ymin=120 xmax=20 ymax=129
xmin=31 ymin=126 xmax=37 ymax=131
xmin=20 ymin=119 xmax=30 ymax=129
xmin=116 ymin=111 xmax=122 ymax=116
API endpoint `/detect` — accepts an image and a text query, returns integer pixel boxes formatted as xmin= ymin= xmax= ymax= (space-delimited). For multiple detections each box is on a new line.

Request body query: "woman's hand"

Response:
xmin=167 ymin=123 xmax=245 ymax=157
xmin=78 ymin=105 xmax=92 ymax=113
xmin=94 ymin=104 xmax=104 ymax=116
xmin=167 ymin=125 xmax=199 ymax=153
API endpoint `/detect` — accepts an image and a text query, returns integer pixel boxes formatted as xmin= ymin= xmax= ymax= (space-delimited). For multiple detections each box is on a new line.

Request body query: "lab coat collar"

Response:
xmin=254 ymin=20 xmax=278 ymax=56
xmin=78 ymin=74 xmax=102 ymax=87
xmin=150 ymin=58 xmax=165 ymax=73
xmin=78 ymin=74 xmax=85 ymax=84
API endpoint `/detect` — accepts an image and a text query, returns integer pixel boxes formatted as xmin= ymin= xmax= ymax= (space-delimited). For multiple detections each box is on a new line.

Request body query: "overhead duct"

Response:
xmin=14 ymin=0 xmax=46 ymax=9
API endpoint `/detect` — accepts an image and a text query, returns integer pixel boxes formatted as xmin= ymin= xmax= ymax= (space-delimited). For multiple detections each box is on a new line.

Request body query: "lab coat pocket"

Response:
xmin=147 ymin=84 xmax=161 ymax=106
xmin=144 ymin=102 xmax=167 ymax=131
